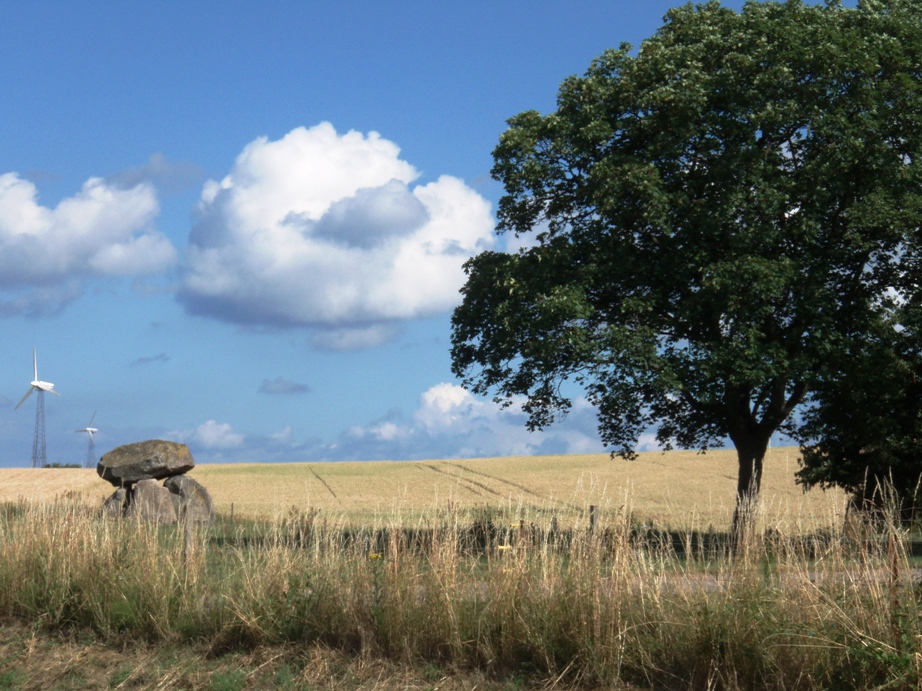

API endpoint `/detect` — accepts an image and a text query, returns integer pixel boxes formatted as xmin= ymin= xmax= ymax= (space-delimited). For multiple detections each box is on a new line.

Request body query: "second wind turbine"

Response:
xmin=75 ymin=411 xmax=98 ymax=469
xmin=14 ymin=348 xmax=60 ymax=468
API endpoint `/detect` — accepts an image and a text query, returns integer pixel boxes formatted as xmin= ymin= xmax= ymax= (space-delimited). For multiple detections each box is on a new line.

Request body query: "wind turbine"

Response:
xmin=14 ymin=348 xmax=60 ymax=468
xmin=75 ymin=411 xmax=98 ymax=469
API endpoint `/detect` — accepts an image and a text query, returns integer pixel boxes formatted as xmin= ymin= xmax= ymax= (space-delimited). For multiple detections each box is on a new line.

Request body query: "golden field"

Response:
xmin=0 ymin=446 xmax=845 ymax=531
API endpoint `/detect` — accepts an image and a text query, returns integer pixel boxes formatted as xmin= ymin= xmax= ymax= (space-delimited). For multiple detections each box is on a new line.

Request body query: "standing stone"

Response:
xmin=125 ymin=479 xmax=177 ymax=524
xmin=102 ymin=487 xmax=127 ymax=517
xmin=97 ymin=440 xmax=194 ymax=487
xmin=165 ymin=475 xmax=215 ymax=525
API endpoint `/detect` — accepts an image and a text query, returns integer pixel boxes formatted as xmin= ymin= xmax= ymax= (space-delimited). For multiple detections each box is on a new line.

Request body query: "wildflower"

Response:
xmin=369 ymin=553 xmax=382 ymax=559
xmin=497 ymin=544 xmax=512 ymax=551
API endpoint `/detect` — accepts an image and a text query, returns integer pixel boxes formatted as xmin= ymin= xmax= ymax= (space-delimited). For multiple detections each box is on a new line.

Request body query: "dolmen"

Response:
xmin=98 ymin=440 xmax=215 ymax=525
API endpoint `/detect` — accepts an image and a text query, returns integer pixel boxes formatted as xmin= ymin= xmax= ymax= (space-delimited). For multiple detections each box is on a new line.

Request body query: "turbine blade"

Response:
xmin=88 ymin=410 xmax=97 ymax=426
xmin=47 ymin=389 xmax=60 ymax=397
xmin=14 ymin=388 xmax=33 ymax=411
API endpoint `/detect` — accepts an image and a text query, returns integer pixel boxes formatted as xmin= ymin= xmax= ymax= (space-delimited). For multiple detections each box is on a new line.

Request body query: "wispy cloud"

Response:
xmin=130 ymin=352 xmax=169 ymax=367
xmin=107 ymin=152 xmax=204 ymax=194
xmin=259 ymin=377 xmax=310 ymax=395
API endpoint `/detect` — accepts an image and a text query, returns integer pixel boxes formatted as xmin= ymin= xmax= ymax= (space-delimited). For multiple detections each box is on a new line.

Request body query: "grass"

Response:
xmin=0 ymin=449 xmax=909 ymax=689
xmin=0 ymin=488 xmax=918 ymax=690
xmin=0 ymin=447 xmax=847 ymax=532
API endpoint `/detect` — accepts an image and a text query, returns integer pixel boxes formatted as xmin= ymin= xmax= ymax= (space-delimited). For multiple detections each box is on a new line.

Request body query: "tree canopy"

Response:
xmin=451 ymin=0 xmax=922 ymax=520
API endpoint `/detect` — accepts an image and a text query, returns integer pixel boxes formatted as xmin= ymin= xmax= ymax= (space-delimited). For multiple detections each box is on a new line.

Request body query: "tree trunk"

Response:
xmin=730 ymin=435 xmax=770 ymax=547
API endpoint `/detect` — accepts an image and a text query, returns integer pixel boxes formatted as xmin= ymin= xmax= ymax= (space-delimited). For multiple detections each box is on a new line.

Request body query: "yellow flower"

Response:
xmin=369 ymin=553 xmax=382 ymax=559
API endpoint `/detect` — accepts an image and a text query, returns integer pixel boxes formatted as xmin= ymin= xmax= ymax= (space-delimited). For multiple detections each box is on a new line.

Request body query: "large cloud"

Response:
xmin=179 ymin=123 xmax=495 ymax=348
xmin=0 ymin=172 xmax=177 ymax=314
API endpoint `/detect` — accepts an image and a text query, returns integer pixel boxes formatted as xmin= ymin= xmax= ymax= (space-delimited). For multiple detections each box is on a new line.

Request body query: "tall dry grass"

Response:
xmin=0 ymin=497 xmax=919 ymax=689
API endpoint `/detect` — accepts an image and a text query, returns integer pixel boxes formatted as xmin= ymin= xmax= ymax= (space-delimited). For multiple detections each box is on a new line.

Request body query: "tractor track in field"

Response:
xmin=444 ymin=463 xmax=584 ymax=513
xmin=421 ymin=464 xmax=505 ymax=499
xmin=307 ymin=466 xmax=341 ymax=504
xmin=443 ymin=463 xmax=544 ymax=499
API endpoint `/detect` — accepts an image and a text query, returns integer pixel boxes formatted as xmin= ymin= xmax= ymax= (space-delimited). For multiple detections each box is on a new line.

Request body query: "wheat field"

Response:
xmin=0 ymin=446 xmax=845 ymax=531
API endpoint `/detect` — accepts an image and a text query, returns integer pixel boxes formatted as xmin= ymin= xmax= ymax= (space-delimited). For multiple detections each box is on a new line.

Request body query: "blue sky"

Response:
xmin=0 ymin=1 xmax=756 ymax=467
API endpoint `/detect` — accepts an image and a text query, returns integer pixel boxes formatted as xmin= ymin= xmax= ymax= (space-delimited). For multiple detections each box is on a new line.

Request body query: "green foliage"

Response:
xmin=451 ymin=0 xmax=922 ymax=505
xmin=0 ymin=669 xmax=23 ymax=690
xmin=209 ymin=669 xmax=247 ymax=691
xmin=796 ymin=297 xmax=922 ymax=516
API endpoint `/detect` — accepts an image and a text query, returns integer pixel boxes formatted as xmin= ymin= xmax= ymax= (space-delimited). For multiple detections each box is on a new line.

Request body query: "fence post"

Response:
xmin=182 ymin=504 xmax=193 ymax=568
xmin=589 ymin=505 xmax=599 ymax=535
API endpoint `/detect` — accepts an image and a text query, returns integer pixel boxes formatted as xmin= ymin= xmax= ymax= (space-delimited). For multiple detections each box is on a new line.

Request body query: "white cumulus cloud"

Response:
xmin=179 ymin=123 xmax=495 ymax=348
xmin=0 ymin=172 xmax=177 ymax=314
xmin=171 ymin=420 xmax=245 ymax=450
xmin=329 ymin=383 xmax=606 ymax=460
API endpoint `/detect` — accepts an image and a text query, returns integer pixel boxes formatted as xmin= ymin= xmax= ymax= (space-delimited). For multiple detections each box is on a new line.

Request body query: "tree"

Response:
xmin=795 ymin=294 xmax=922 ymax=521
xmin=451 ymin=0 xmax=922 ymax=528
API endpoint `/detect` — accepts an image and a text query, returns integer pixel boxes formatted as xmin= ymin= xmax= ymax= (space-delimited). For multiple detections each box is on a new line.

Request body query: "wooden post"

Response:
xmin=589 ymin=505 xmax=598 ymax=535
xmin=889 ymin=531 xmax=901 ymax=648
xmin=182 ymin=504 xmax=193 ymax=568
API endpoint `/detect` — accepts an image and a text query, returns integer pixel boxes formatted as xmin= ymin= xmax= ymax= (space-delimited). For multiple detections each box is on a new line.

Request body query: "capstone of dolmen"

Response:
xmin=97 ymin=440 xmax=194 ymax=487
xmin=165 ymin=474 xmax=215 ymax=524
xmin=125 ymin=479 xmax=177 ymax=524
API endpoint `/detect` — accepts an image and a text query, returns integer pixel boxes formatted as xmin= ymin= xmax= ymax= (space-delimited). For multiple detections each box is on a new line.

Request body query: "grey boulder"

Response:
xmin=102 ymin=487 xmax=127 ymax=518
xmin=165 ymin=474 xmax=215 ymax=525
xmin=97 ymin=440 xmax=194 ymax=487
xmin=125 ymin=479 xmax=177 ymax=524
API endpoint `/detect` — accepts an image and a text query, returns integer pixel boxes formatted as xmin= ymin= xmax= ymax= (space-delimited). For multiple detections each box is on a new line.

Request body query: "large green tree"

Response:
xmin=451 ymin=0 xmax=922 ymax=525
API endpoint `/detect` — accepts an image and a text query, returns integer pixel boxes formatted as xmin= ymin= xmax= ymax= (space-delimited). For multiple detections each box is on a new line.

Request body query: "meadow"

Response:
xmin=0 ymin=449 xmax=918 ymax=690
xmin=0 ymin=447 xmax=845 ymax=531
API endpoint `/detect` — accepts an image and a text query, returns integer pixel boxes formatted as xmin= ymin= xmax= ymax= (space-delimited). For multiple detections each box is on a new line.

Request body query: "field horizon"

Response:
xmin=0 ymin=446 xmax=845 ymax=531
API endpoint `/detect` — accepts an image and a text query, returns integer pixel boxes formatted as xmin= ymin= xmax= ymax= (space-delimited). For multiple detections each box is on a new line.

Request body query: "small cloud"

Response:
xmin=259 ymin=377 xmax=310 ymax=395
xmin=23 ymin=169 xmax=61 ymax=183
xmin=170 ymin=420 xmax=244 ymax=450
xmin=271 ymin=426 xmax=294 ymax=442
xmin=108 ymin=153 xmax=204 ymax=194
xmin=130 ymin=353 xmax=169 ymax=367
xmin=310 ymin=324 xmax=401 ymax=351
xmin=0 ymin=282 xmax=83 ymax=317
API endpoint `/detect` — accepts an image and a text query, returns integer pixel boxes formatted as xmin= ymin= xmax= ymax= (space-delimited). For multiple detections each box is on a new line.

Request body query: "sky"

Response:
xmin=0 ymin=0 xmax=760 ymax=468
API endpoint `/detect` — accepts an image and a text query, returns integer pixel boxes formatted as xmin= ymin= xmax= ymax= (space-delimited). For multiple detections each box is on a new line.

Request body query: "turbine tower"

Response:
xmin=14 ymin=349 xmax=60 ymax=468
xmin=75 ymin=411 xmax=98 ymax=469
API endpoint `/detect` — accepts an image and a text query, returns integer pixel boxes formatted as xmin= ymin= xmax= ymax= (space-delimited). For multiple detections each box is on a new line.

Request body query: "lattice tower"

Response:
xmin=31 ymin=390 xmax=46 ymax=468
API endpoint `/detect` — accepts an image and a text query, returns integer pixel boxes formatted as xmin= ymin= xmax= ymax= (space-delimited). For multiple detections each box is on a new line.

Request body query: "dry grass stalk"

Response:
xmin=0 ymin=491 xmax=917 ymax=689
